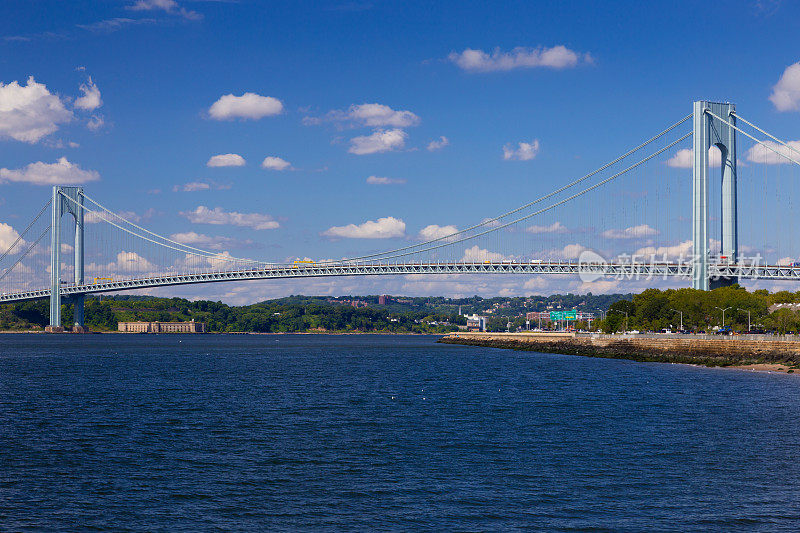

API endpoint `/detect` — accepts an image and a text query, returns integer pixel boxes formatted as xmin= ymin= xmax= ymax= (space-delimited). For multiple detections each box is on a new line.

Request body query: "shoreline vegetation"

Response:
xmin=0 ymin=293 xmax=625 ymax=334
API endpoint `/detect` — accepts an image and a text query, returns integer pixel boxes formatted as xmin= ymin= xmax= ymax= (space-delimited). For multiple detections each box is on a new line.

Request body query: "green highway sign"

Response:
xmin=550 ymin=310 xmax=577 ymax=321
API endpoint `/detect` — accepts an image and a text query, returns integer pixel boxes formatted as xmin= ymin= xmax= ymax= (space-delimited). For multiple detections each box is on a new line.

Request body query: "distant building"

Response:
xmin=378 ymin=294 xmax=390 ymax=305
xmin=118 ymin=320 xmax=205 ymax=333
xmin=350 ymin=300 xmax=368 ymax=308
xmin=465 ymin=314 xmax=487 ymax=332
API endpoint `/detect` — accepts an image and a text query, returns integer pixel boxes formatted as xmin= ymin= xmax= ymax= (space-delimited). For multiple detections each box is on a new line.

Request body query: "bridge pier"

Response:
xmin=692 ymin=101 xmax=738 ymax=290
xmin=47 ymin=186 xmax=86 ymax=332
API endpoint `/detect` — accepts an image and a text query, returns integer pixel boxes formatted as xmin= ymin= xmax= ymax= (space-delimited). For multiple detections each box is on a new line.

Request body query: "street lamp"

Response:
xmin=670 ymin=309 xmax=683 ymax=331
xmin=714 ymin=306 xmax=733 ymax=328
xmin=736 ymin=308 xmax=752 ymax=332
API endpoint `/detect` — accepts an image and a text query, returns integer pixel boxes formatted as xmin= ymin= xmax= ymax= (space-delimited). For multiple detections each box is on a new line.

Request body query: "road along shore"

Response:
xmin=438 ymin=332 xmax=800 ymax=371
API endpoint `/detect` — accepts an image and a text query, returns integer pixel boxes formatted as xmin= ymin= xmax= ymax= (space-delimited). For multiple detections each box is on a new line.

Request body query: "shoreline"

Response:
xmin=439 ymin=332 xmax=800 ymax=375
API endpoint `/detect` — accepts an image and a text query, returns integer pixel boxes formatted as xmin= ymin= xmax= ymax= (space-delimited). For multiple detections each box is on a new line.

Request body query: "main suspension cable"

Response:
xmin=371 ymin=131 xmax=692 ymax=262
xmin=338 ymin=113 xmax=694 ymax=263
xmin=0 ymin=199 xmax=52 ymax=264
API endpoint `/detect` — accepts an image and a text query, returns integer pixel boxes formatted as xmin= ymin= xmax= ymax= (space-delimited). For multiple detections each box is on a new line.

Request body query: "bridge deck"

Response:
xmin=2 ymin=260 xmax=792 ymax=303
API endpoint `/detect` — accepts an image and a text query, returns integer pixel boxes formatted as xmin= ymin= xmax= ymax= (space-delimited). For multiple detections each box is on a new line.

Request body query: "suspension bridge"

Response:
xmin=2 ymin=100 xmax=800 ymax=332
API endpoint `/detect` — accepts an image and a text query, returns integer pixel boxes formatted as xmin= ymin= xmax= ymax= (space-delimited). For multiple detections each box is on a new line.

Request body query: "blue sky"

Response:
xmin=1 ymin=0 xmax=799 ymax=302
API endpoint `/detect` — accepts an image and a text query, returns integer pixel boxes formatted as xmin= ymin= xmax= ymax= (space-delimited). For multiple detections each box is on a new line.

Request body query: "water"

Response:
xmin=2 ymin=334 xmax=800 ymax=531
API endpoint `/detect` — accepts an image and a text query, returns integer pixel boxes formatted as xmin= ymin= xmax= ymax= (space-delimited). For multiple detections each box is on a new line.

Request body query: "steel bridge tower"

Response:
xmin=47 ymin=186 xmax=85 ymax=332
xmin=692 ymin=101 xmax=738 ymax=291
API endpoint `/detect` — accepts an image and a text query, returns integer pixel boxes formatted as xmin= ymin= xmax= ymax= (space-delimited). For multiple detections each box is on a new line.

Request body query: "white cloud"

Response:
xmin=173 ymin=180 xmax=230 ymax=192
xmin=113 ymin=251 xmax=156 ymax=272
xmin=208 ymin=92 xmax=283 ymax=120
xmin=261 ymin=156 xmax=291 ymax=171
xmin=366 ymin=175 xmax=406 ymax=185
xmin=0 ymin=223 xmax=24 ymax=252
xmin=85 ymin=209 xmax=152 ymax=224
xmin=74 ymin=77 xmax=102 ymax=111
xmin=633 ymin=240 xmax=693 ymax=260
xmin=127 ymin=0 xmax=201 ymax=20
xmin=770 ymin=62 xmax=800 ymax=112
xmin=170 ymin=231 xmax=253 ymax=251
xmin=449 ymin=46 xmax=589 ymax=72
xmin=0 ymin=77 xmax=73 ymax=143
xmin=427 ymin=136 xmax=449 ymax=151
xmin=419 ymin=224 xmax=458 ymax=241
xmin=175 ymin=181 xmax=208 ymax=192
xmin=602 ymin=224 xmax=659 ymax=239
xmin=0 ymin=157 xmax=99 ymax=185
xmin=181 ymin=206 xmax=280 ymax=230
xmin=304 ymin=103 xmax=420 ymax=128
xmin=744 ymin=140 xmax=800 ymax=165
xmin=207 ymin=153 xmax=245 ymax=167
xmin=462 ymin=245 xmax=505 ymax=262
xmin=322 ymin=216 xmax=405 ymax=239
xmin=503 ymin=139 xmax=539 ymax=161
xmin=349 ymin=129 xmax=407 ymax=155
xmin=526 ymin=221 xmax=568 ymax=234
xmin=667 ymin=147 xmax=722 ymax=168
xmin=87 ymin=115 xmax=104 ymax=131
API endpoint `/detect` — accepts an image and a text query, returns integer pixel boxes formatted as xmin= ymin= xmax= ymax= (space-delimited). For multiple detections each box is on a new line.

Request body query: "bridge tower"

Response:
xmin=47 ymin=186 xmax=85 ymax=331
xmin=692 ymin=101 xmax=738 ymax=290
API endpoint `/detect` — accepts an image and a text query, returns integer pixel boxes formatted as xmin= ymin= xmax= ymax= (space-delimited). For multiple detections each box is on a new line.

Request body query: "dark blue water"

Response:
xmin=2 ymin=334 xmax=800 ymax=531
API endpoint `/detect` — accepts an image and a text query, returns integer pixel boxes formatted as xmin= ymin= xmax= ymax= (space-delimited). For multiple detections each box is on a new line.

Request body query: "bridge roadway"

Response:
xmin=1 ymin=260 xmax=798 ymax=304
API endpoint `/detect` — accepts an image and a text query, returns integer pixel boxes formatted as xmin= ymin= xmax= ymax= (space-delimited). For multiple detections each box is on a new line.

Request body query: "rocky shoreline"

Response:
xmin=438 ymin=332 xmax=800 ymax=371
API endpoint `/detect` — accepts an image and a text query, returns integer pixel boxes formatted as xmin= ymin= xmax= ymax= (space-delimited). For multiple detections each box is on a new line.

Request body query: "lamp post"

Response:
xmin=736 ymin=308 xmax=752 ymax=332
xmin=670 ymin=309 xmax=683 ymax=331
xmin=714 ymin=306 xmax=733 ymax=328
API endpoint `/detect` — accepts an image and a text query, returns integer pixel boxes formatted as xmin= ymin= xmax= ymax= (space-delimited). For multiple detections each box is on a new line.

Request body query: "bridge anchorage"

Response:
xmin=1 ymin=99 xmax=799 ymax=332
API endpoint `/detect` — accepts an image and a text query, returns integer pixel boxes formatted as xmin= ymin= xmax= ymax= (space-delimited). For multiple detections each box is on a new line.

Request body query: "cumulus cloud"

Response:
xmin=181 ymin=206 xmax=280 ymax=230
xmin=602 ymin=224 xmax=659 ymax=239
xmin=419 ymin=224 xmax=458 ymax=241
xmin=86 ymin=115 xmax=104 ymax=131
xmin=170 ymin=231 xmax=254 ymax=251
xmin=427 ymin=136 xmax=449 ymax=151
xmin=0 ymin=157 xmax=99 ymax=185
xmin=770 ymin=62 xmax=800 ymax=112
xmin=666 ymin=147 xmax=722 ymax=168
xmin=261 ymin=156 xmax=292 ymax=171
xmin=556 ymin=243 xmax=590 ymax=260
xmin=322 ymin=217 xmax=405 ymax=239
xmin=744 ymin=140 xmax=800 ymax=164
xmin=633 ymin=240 xmax=693 ymax=260
xmin=112 ymin=251 xmax=156 ymax=272
xmin=349 ymin=128 xmax=407 ymax=155
xmin=207 ymin=153 xmax=245 ymax=167
xmin=208 ymin=92 xmax=283 ymax=120
xmin=85 ymin=209 xmax=154 ymax=224
xmin=305 ymin=103 xmax=420 ymax=128
xmin=366 ymin=175 xmax=406 ymax=185
xmin=503 ymin=139 xmax=539 ymax=160
xmin=74 ymin=77 xmax=102 ymax=111
xmin=462 ymin=245 xmax=505 ymax=262
xmin=127 ymin=0 xmax=201 ymax=20
xmin=449 ymin=46 xmax=590 ymax=72
xmin=172 ymin=180 xmax=230 ymax=192
xmin=0 ymin=77 xmax=73 ymax=143
xmin=526 ymin=221 xmax=569 ymax=234
xmin=0 ymin=223 xmax=24 ymax=252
